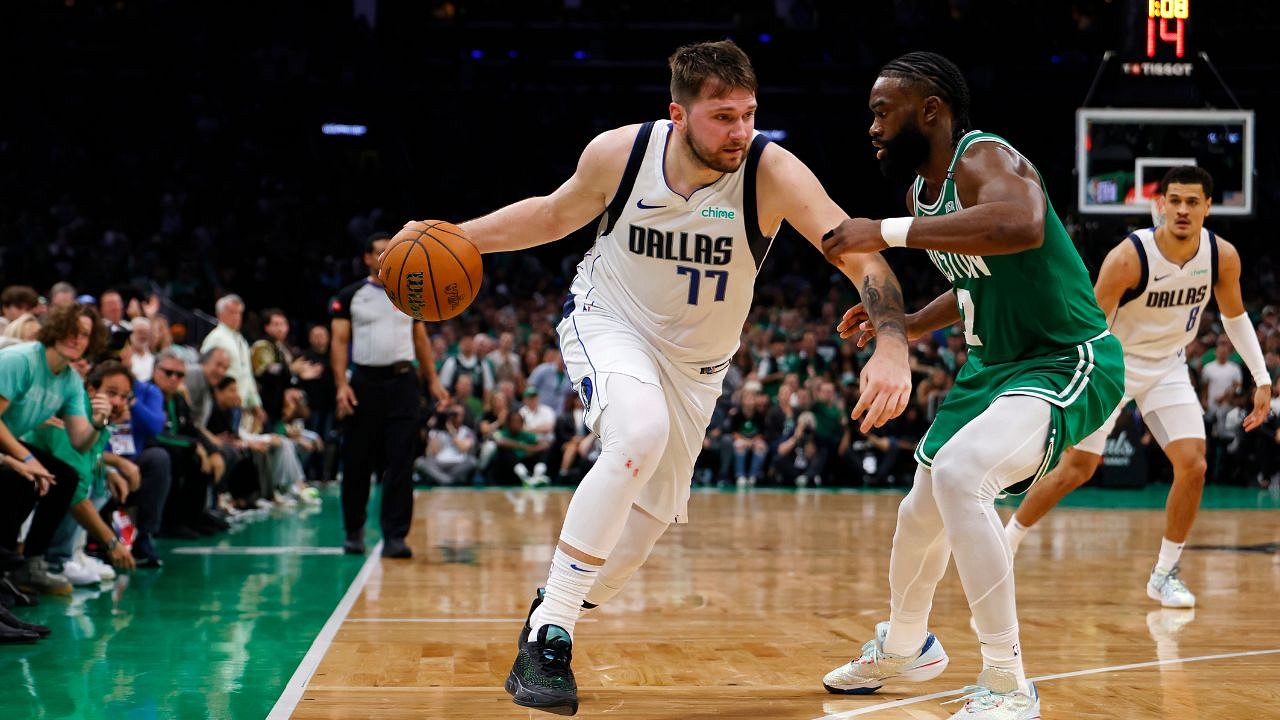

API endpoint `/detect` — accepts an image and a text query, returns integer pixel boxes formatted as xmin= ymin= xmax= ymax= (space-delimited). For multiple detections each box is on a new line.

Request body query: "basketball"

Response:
xmin=380 ymin=219 xmax=483 ymax=322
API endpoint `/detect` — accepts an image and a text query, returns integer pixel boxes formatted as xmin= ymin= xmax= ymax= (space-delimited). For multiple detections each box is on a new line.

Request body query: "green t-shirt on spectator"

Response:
xmin=497 ymin=427 xmax=539 ymax=459
xmin=23 ymin=391 xmax=110 ymax=506
xmin=0 ymin=342 xmax=87 ymax=438
xmin=811 ymin=401 xmax=844 ymax=440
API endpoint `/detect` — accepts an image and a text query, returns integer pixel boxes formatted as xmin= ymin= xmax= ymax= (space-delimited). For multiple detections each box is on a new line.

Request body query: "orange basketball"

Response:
xmin=380 ymin=220 xmax=483 ymax=322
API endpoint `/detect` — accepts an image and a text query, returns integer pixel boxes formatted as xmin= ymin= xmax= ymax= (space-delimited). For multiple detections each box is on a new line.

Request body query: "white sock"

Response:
xmin=529 ymin=548 xmax=601 ymax=640
xmin=977 ymin=624 xmax=1029 ymax=694
xmin=1005 ymin=517 xmax=1030 ymax=555
xmin=884 ymin=619 xmax=929 ymax=657
xmin=1155 ymin=537 xmax=1184 ymax=574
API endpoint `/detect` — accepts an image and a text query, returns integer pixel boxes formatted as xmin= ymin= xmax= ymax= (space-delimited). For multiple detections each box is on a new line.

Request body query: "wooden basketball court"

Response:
xmin=283 ymin=488 xmax=1280 ymax=719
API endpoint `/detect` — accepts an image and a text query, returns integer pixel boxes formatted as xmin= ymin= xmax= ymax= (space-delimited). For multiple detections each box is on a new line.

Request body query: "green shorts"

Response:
xmin=914 ymin=331 xmax=1124 ymax=487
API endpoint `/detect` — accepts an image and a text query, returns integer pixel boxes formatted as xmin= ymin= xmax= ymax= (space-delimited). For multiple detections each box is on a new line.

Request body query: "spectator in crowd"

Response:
xmin=100 ymin=290 xmax=130 ymax=333
xmin=150 ymin=350 xmax=227 ymax=537
xmin=0 ymin=313 xmax=41 ymax=349
xmin=518 ymin=386 xmax=556 ymax=447
xmin=553 ymin=393 xmax=588 ymax=482
xmin=252 ymin=308 xmax=294 ymax=425
xmin=200 ymin=294 xmax=265 ymax=431
xmin=492 ymin=411 xmax=548 ymax=487
xmin=414 ymin=403 xmax=477 ymax=486
xmin=487 ymin=331 xmax=524 ymax=388
xmin=438 ymin=333 xmax=495 ymax=403
xmin=0 ymin=303 xmax=109 ymax=594
xmin=526 ymin=348 xmax=572 ymax=411
xmin=772 ymin=410 xmax=820 ymax=487
xmin=299 ymin=324 xmax=337 ymax=482
xmin=0 ymin=286 xmax=38 ymax=334
xmin=48 ymin=282 xmax=76 ymax=308
xmin=129 ymin=316 xmax=155 ymax=382
xmin=28 ymin=360 xmax=141 ymax=583
xmin=186 ymin=347 xmax=231 ymax=429
xmin=728 ymin=383 xmax=769 ymax=487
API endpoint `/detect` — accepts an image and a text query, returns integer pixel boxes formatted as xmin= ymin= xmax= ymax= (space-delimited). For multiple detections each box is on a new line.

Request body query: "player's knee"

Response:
xmin=1059 ymin=451 xmax=1098 ymax=489
xmin=929 ymin=451 xmax=988 ymax=506
xmin=1176 ymin=455 xmax=1208 ymax=484
xmin=611 ymin=414 xmax=669 ymax=470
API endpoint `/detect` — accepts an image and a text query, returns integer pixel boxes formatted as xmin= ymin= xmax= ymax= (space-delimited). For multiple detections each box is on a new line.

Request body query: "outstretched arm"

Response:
xmin=821 ymin=142 xmax=1047 ymax=258
xmin=461 ymin=126 xmax=636 ymax=254
xmin=757 ymin=144 xmax=911 ymax=432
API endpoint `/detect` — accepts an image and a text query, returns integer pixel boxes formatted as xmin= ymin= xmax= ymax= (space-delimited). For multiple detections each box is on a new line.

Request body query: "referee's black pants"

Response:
xmin=341 ymin=365 xmax=420 ymax=541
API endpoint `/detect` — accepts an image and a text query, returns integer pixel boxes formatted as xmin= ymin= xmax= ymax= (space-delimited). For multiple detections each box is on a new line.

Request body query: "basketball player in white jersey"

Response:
xmin=384 ymin=40 xmax=912 ymax=715
xmin=1004 ymin=166 xmax=1271 ymax=608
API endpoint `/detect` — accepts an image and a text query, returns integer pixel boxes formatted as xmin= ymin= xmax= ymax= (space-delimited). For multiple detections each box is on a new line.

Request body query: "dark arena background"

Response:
xmin=0 ymin=1 xmax=1277 ymax=718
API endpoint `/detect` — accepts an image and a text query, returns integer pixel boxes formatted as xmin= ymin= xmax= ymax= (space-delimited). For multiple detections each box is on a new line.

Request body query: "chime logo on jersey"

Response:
xmin=700 ymin=206 xmax=736 ymax=220
xmin=1146 ymin=285 xmax=1208 ymax=308
xmin=627 ymin=224 xmax=733 ymax=265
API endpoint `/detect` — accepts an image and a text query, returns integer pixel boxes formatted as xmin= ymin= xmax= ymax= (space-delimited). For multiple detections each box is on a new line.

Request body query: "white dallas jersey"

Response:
xmin=567 ymin=121 xmax=775 ymax=367
xmin=1110 ymin=226 xmax=1218 ymax=361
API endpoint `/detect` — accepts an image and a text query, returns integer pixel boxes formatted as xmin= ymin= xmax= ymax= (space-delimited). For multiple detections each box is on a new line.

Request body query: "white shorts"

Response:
xmin=1076 ymin=354 xmax=1205 ymax=455
xmin=558 ymin=298 xmax=725 ymax=524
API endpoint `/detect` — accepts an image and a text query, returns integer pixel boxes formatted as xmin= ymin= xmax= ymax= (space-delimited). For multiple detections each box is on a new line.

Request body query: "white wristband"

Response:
xmin=1221 ymin=312 xmax=1270 ymax=388
xmin=880 ymin=217 xmax=914 ymax=248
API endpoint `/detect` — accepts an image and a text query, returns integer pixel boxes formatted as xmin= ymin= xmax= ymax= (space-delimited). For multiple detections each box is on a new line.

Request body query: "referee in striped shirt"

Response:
xmin=331 ymin=232 xmax=447 ymax=558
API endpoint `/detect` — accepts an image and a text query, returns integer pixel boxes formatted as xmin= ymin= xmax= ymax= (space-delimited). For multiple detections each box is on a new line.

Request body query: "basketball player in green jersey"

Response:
xmin=818 ymin=52 xmax=1124 ymax=719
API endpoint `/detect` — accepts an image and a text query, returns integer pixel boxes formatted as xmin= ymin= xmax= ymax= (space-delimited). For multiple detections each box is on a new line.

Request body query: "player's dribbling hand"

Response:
xmin=822 ymin=218 xmax=887 ymax=265
xmin=850 ymin=345 xmax=912 ymax=434
xmin=1243 ymin=384 xmax=1272 ymax=432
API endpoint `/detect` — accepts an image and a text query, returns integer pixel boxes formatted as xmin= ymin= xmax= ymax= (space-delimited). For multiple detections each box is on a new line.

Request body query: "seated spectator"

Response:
xmin=0 ymin=285 xmax=38 ymax=334
xmin=727 ymin=383 xmax=769 ymax=486
xmin=150 ymin=350 xmax=228 ymax=537
xmin=553 ymin=394 xmax=588 ymax=482
xmin=414 ymin=403 xmax=477 ymax=486
xmin=526 ymin=348 xmax=572 ymax=410
xmin=438 ymin=333 xmax=494 ymax=403
xmin=518 ymin=386 xmax=556 ymax=445
xmin=28 ymin=360 xmax=143 ymax=581
xmin=129 ymin=316 xmax=155 ymax=381
xmin=0 ymin=313 xmax=41 ymax=349
xmin=491 ymin=412 xmax=548 ymax=486
xmin=186 ymin=347 xmax=231 ymax=428
xmin=0 ymin=302 xmax=108 ymax=595
xmin=772 ymin=410 xmax=821 ymax=487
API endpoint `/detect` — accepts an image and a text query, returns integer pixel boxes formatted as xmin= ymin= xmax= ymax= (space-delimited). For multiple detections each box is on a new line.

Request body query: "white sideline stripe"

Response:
xmin=172 ymin=546 xmax=344 ymax=556
xmin=267 ymin=540 xmax=383 ymax=720
xmin=815 ymin=647 xmax=1280 ymax=719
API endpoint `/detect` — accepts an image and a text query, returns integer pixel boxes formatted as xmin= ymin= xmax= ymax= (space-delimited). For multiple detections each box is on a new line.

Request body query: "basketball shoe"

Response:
xmin=823 ymin=621 xmax=949 ymax=694
xmin=1147 ymin=565 xmax=1195 ymax=608
xmin=943 ymin=668 xmax=1039 ymax=719
xmin=506 ymin=623 xmax=578 ymax=715
xmin=519 ymin=587 xmax=595 ymax=646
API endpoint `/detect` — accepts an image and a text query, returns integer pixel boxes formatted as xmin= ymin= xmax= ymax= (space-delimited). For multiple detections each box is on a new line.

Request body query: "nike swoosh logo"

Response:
xmin=569 ymin=563 xmax=597 ymax=573
xmin=636 ymin=199 xmax=666 ymax=210
xmin=1153 ymin=273 xmax=1171 ymax=281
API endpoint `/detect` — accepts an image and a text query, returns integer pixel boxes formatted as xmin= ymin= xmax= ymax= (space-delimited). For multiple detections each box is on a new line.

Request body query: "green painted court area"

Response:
xmin=0 ymin=489 xmax=366 ymax=720
xmin=2 ymin=484 xmax=1277 ymax=719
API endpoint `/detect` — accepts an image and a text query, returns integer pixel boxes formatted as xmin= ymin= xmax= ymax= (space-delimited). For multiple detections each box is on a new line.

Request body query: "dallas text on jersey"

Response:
xmin=628 ymin=224 xmax=733 ymax=266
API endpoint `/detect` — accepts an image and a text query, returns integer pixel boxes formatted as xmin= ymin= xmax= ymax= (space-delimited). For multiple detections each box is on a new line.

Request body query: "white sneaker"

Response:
xmin=514 ymin=462 xmax=532 ymax=486
xmin=735 ymin=475 xmax=749 ymax=488
xmin=60 ymin=560 xmax=102 ymax=587
xmin=795 ymin=475 xmax=809 ymax=488
xmin=943 ymin=668 xmax=1040 ymax=719
xmin=823 ymin=621 xmax=949 ymax=694
xmin=76 ymin=551 xmax=116 ymax=582
xmin=1147 ymin=566 xmax=1196 ymax=608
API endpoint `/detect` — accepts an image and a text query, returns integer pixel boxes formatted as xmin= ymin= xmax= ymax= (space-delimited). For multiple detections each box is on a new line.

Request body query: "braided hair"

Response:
xmin=878 ymin=52 xmax=971 ymax=145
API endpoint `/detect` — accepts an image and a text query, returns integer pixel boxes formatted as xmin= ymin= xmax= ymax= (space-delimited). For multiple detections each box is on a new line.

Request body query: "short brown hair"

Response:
xmin=1 ymin=285 xmax=38 ymax=310
xmin=668 ymin=40 xmax=757 ymax=106
xmin=38 ymin=302 xmax=107 ymax=357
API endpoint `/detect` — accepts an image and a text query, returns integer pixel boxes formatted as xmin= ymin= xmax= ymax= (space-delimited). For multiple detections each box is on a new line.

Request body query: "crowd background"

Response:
xmin=1 ymin=2 xmax=1280 ymax=609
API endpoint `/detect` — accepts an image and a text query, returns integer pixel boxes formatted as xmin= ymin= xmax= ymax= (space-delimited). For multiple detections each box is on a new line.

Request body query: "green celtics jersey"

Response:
xmin=912 ymin=131 xmax=1108 ymax=364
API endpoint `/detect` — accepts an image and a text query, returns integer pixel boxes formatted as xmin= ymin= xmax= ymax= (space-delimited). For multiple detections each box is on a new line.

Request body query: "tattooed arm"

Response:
xmin=756 ymin=142 xmax=912 ymax=431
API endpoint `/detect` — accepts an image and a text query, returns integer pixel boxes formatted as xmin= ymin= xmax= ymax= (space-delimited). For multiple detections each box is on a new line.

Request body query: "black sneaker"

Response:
xmin=505 ymin=624 xmax=578 ymax=715
xmin=381 ymin=538 xmax=412 ymax=559
xmin=520 ymin=588 xmax=596 ymax=646
xmin=342 ymin=533 xmax=365 ymax=555
xmin=0 ymin=605 xmax=50 ymax=637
